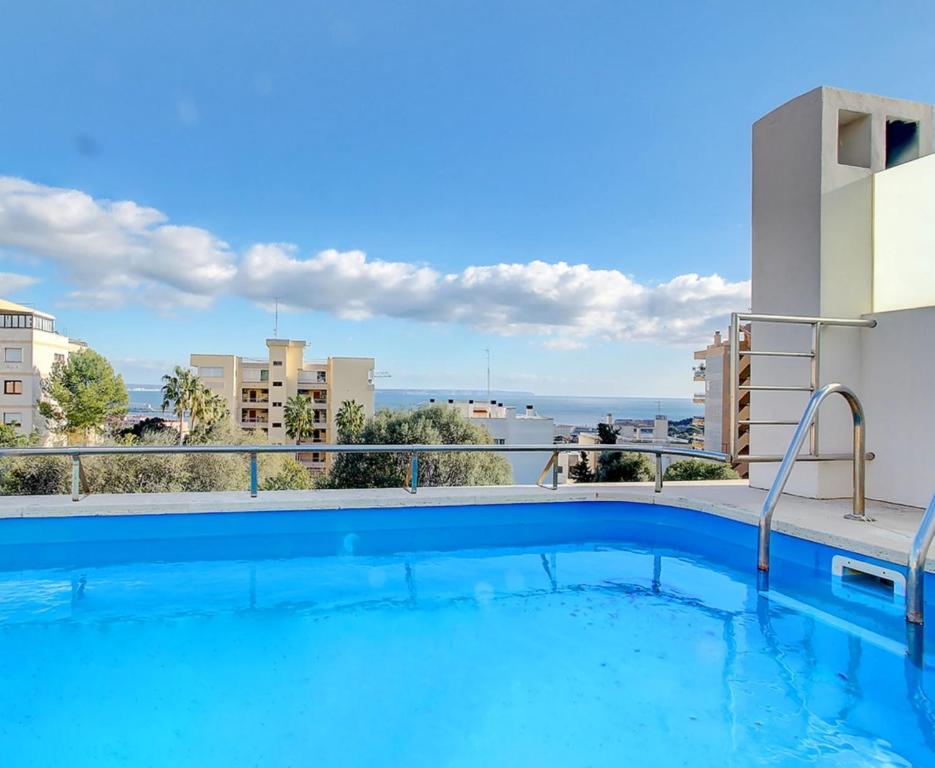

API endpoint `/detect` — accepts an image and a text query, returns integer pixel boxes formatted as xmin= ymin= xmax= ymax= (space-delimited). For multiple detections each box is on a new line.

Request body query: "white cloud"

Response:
xmin=541 ymin=338 xmax=586 ymax=351
xmin=0 ymin=176 xmax=750 ymax=344
xmin=0 ymin=271 xmax=40 ymax=294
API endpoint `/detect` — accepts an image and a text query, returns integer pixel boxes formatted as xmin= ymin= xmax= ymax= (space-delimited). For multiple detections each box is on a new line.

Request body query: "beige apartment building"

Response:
xmin=691 ymin=327 xmax=750 ymax=477
xmin=0 ymin=298 xmax=86 ymax=440
xmin=190 ymin=340 xmax=374 ymax=471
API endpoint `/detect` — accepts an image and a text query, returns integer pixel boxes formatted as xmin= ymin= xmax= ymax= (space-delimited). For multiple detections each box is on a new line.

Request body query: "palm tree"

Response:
xmin=336 ymin=399 xmax=365 ymax=443
xmin=161 ymin=366 xmax=199 ymax=443
xmin=284 ymin=395 xmax=316 ymax=444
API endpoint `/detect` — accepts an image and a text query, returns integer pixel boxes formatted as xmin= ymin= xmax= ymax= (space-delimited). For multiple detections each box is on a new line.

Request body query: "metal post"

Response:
xmin=729 ymin=312 xmax=739 ymax=462
xmin=654 ymin=453 xmax=663 ymax=493
xmin=410 ymin=453 xmax=419 ymax=494
xmin=551 ymin=450 xmax=559 ymax=490
xmin=249 ymin=452 xmax=258 ymax=498
xmin=71 ymin=455 xmax=81 ymax=502
xmin=810 ymin=322 xmax=821 ymax=456
xmin=906 ymin=492 xmax=935 ymax=625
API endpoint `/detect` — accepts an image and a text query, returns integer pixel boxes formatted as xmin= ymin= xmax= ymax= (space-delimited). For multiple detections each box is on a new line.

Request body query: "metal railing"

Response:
xmin=0 ymin=442 xmax=729 ymax=502
xmin=757 ymin=383 xmax=868 ymax=576
xmin=729 ymin=312 xmax=876 ymax=464
xmin=907 ymin=492 xmax=935 ymax=625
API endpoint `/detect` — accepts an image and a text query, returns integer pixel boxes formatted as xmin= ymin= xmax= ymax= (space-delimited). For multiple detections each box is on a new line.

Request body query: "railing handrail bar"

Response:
xmin=734 ymin=312 xmax=878 ymax=328
xmin=907 ymin=492 xmax=935 ymax=625
xmin=0 ymin=443 xmax=728 ymax=461
xmin=757 ymin=383 xmax=867 ymax=573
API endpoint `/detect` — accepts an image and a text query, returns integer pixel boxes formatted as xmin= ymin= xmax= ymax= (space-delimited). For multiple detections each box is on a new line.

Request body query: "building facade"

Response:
xmin=0 ymin=299 xmax=86 ymax=440
xmin=191 ymin=340 xmax=374 ymax=471
xmin=430 ymin=399 xmax=555 ymax=484
xmin=692 ymin=328 xmax=750 ymax=476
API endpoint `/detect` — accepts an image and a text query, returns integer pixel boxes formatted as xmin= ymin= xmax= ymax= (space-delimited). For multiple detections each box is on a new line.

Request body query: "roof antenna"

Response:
xmin=273 ymin=297 xmax=280 ymax=338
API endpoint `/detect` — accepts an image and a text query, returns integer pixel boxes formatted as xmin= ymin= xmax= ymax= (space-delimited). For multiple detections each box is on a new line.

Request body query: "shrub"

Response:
xmin=663 ymin=459 xmax=739 ymax=481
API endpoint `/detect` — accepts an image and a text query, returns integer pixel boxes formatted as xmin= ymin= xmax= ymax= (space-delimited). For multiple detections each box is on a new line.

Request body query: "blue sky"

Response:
xmin=1 ymin=1 xmax=934 ymax=395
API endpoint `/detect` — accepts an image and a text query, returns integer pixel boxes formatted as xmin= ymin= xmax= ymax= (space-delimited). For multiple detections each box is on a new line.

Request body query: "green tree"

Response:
xmin=335 ymin=399 xmax=365 ymax=443
xmin=568 ymin=451 xmax=595 ymax=483
xmin=260 ymin=458 xmax=316 ymax=491
xmin=596 ymin=452 xmax=654 ymax=483
xmin=596 ymin=422 xmax=620 ymax=445
xmin=38 ymin=349 xmax=128 ymax=442
xmin=161 ymin=366 xmax=199 ymax=442
xmin=326 ymin=405 xmax=512 ymax=489
xmin=663 ymin=459 xmax=739 ymax=481
xmin=284 ymin=395 xmax=316 ymax=443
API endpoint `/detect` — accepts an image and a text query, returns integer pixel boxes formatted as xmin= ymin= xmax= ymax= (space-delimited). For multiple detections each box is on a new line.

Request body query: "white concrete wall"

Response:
xmin=860 ymin=307 xmax=935 ymax=507
xmin=474 ymin=411 xmax=554 ymax=484
xmin=704 ymin=354 xmax=724 ymax=452
xmin=873 ymin=153 xmax=935 ymax=313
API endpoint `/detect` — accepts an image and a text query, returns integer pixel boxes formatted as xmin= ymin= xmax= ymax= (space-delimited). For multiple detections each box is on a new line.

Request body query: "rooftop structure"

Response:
xmin=191 ymin=340 xmax=374 ymax=471
xmin=746 ymin=86 xmax=935 ymax=507
xmin=0 ymin=298 xmax=86 ymax=440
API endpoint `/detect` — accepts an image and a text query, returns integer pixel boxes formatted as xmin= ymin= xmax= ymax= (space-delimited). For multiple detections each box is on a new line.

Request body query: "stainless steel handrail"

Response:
xmin=907 ymin=492 xmax=935 ymax=625
xmin=757 ymin=383 xmax=868 ymax=574
xmin=729 ymin=312 xmax=876 ymax=464
xmin=0 ymin=442 xmax=730 ymax=501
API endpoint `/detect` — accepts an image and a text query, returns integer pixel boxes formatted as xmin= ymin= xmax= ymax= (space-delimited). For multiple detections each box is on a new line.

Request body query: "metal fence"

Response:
xmin=0 ymin=443 xmax=730 ymax=501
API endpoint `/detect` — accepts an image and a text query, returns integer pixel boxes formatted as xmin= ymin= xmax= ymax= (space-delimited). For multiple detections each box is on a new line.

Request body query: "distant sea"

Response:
xmin=129 ymin=386 xmax=700 ymax=428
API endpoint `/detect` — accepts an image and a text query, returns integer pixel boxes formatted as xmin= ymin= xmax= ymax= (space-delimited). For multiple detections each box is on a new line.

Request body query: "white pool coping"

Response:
xmin=0 ymin=481 xmax=931 ymax=574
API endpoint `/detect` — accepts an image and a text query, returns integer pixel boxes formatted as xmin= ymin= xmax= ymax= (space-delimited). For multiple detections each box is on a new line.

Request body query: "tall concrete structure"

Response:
xmin=191 ymin=341 xmax=374 ymax=471
xmin=0 ymin=299 xmax=86 ymax=440
xmin=749 ymin=86 xmax=935 ymax=504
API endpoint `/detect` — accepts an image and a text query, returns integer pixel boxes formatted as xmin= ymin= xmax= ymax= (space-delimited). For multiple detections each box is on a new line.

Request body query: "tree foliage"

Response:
xmin=335 ymin=399 xmax=365 ymax=443
xmin=596 ymin=422 xmax=620 ymax=445
xmin=284 ymin=395 xmax=316 ymax=443
xmin=326 ymin=405 xmax=512 ymax=489
xmin=596 ymin=451 xmax=654 ymax=483
xmin=38 ymin=349 xmax=128 ymax=441
xmin=161 ymin=367 xmax=228 ymax=443
xmin=663 ymin=459 xmax=739 ymax=481
xmin=568 ymin=451 xmax=595 ymax=483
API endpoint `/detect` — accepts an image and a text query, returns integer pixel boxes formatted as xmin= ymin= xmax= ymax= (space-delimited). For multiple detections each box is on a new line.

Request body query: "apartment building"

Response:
xmin=0 ymin=299 xmax=86 ymax=440
xmin=429 ymin=399 xmax=555 ymax=484
xmin=691 ymin=328 xmax=750 ymax=476
xmin=191 ymin=340 xmax=374 ymax=470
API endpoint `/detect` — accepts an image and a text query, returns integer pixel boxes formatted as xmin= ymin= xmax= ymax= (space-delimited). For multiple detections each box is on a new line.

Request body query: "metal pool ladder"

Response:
xmin=757 ymin=383 xmax=869 ymax=576
xmin=907 ymin=492 xmax=935 ymax=625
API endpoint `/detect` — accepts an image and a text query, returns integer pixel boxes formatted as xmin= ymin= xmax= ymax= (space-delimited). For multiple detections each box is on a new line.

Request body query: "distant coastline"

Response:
xmin=126 ymin=385 xmax=700 ymax=428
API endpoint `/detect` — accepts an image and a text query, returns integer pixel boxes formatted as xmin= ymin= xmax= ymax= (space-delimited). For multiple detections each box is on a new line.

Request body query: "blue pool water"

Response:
xmin=0 ymin=502 xmax=933 ymax=767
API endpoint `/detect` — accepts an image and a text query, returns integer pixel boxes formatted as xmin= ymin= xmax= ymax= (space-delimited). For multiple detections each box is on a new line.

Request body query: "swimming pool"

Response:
xmin=1 ymin=501 xmax=932 ymax=767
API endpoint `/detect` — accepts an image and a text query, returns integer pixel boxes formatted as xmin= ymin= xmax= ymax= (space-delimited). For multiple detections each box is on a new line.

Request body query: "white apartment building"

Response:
xmin=0 ymin=299 xmax=86 ymax=440
xmin=745 ymin=86 xmax=935 ymax=508
xmin=431 ymin=399 xmax=555 ymax=484
xmin=191 ymin=340 xmax=374 ymax=471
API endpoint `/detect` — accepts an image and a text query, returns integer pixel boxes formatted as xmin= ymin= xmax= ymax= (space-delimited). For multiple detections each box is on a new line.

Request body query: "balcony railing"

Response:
xmin=0 ymin=443 xmax=729 ymax=501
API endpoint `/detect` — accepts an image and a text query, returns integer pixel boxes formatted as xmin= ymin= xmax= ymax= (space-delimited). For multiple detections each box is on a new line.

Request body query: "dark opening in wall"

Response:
xmin=886 ymin=118 xmax=919 ymax=168
xmin=838 ymin=110 xmax=871 ymax=168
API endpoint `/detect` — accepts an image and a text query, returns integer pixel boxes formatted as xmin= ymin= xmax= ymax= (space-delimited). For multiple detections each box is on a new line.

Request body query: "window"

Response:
xmin=4 ymin=348 xmax=23 ymax=363
xmin=886 ymin=118 xmax=920 ymax=168
xmin=272 ymin=360 xmax=283 ymax=366
xmin=260 ymin=369 xmax=269 ymax=382
xmin=273 ymin=381 xmax=282 ymax=387
xmin=198 ymin=366 xmax=224 ymax=378
xmin=272 ymin=401 xmax=282 ymax=407
xmin=494 ymin=438 xmax=506 ymax=445
xmin=272 ymin=422 xmax=282 ymax=428
xmin=3 ymin=380 xmax=22 ymax=395
xmin=3 ymin=412 xmax=22 ymax=426
xmin=53 ymin=353 xmax=65 ymax=364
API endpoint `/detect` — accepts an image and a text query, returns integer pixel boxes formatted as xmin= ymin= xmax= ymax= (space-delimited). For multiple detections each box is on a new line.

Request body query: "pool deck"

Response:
xmin=0 ymin=480 xmax=930 ymax=573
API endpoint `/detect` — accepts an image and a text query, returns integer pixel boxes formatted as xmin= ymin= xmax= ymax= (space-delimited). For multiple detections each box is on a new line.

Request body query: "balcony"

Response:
xmin=691 ymin=416 xmax=704 ymax=428
xmin=299 ymin=370 xmax=327 ymax=385
xmin=241 ymin=418 xmax=269 ymax=426
xmin=692 ymin=393 xmax=705 ymax=405
xmin=693 ymin=366 xmax=706 ymax=382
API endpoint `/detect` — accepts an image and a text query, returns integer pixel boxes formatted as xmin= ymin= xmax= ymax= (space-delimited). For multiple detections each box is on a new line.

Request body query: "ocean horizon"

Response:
xmin=128 ymin=386 xmax=700 ymax=428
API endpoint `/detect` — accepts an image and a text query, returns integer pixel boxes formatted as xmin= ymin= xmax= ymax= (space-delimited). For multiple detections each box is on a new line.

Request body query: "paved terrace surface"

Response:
xmin=0 ymin=481 xmax=930 ymax=573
